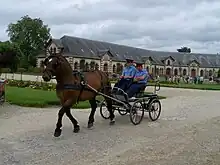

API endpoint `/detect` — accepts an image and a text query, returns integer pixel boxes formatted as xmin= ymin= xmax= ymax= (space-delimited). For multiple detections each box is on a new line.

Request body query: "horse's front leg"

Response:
xmin=54 ymin=106 xmax=66 ymax=137
xmin=88 ymin=98 xmax=97 ymax=128
xmin=66 ymin=108 xmax=80 ymax=133
xmin=54 ymin=99 xmax=79 ymax=137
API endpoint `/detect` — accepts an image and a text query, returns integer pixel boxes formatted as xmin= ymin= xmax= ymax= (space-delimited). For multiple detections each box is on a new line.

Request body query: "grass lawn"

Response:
xmin=5 ymin=86 xmax=166 ymax=108
xmin=148 ymin=83 xmax=220 ymax=90
xmin=5 ymin=86 xmax=103 ymax=108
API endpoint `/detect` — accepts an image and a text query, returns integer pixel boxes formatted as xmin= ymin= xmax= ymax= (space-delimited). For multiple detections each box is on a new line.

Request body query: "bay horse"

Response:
xmin=42 ymin=52 xmax=115 ymax=137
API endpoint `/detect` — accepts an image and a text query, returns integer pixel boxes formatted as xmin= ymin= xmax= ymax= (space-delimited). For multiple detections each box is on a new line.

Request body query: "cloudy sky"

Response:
xmin=1 ymin=0 xmax=220 ymax=54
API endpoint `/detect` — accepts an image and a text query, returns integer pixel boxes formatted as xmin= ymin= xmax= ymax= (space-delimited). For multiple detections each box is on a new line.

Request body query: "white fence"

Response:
xmin=0 ymin=73 xmax=56 ymax=83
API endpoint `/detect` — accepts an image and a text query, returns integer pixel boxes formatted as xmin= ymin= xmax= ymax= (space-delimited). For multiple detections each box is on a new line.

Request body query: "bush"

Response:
xmin=6 ymin=79 xmax=56 ymax=91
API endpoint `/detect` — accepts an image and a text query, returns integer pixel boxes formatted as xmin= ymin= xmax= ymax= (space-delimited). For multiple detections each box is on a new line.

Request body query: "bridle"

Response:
xmin=43 ymin=55 xmax=60 ymax=79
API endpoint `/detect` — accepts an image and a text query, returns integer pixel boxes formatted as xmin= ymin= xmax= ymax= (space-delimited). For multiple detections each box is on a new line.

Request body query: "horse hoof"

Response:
xmin=54 ymin=129 xmax=62 ymax=137
xmin=87 ymin=123 xmax=94 ymax=129
xmin=73 ymin=125 xmax=80 ymax=133
xmin=109 ymin=119 xmax=115 ymax=125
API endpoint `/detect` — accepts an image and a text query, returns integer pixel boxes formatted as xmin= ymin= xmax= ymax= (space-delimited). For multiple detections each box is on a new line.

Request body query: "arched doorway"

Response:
xmin=200 ymin=70 xmax=204 ymax=77
xmin=85 ymin=62 xmax=89 ymax=71
xmin=174 ymin=68 xmax=178 ymax=76
xmin=116 ymin=63 xmax=123 ymax=74
xmin=191 ymin=69 xmax=196 ymax=77
xmin=183 ymin=69 xmax=187 ymax=76
xmin=95 ymin=63 xmax=99 ymax=70
xmin=146 ymin=66 xmax=149 ymax=72
xmin=103 ymin=63 xmax=108 ymax=72
xmin=90 ymin=61 xmax=95 ymax=70
xmin=159 ymin=68 xmax=163 ymax=75
xmin=113 ymin=64 xmax=116 ymax=73
xmin=166 ymin=68 xmax=171 ymax=76
xmin=156 ymin=68 xmax=159 ymax=75
xmin=152 ymin=68 xmax=154 ymax=75
xmin=80 ymin=60 xmax=85 ymax=70
xmin=74 ymin=62 xmax=78 ymax=70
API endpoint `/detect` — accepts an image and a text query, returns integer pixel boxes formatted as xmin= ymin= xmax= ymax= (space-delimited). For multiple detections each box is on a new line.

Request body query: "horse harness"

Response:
xmin=62 ymin=70 xmax=104 ymax=103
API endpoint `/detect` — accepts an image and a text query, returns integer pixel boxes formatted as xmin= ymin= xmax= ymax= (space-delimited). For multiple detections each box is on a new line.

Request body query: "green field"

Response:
xmin=5 ymin=86 xmax=166 ymax=108
xmin=5 ymin=86 xmax=103 ymax=108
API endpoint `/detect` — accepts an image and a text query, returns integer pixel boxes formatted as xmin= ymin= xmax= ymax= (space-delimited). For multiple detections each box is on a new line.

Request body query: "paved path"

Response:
xmin=0 ymin=87 xmax=220 ymax=165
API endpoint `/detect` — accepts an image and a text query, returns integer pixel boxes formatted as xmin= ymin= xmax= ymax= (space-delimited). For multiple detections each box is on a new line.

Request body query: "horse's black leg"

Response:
xmin=88 ymin=98 xmax=97 ymax=128
xmin=104 ymin=84 xmax=115 ymax=125
xmin=54 ymin=106 xmax=66 ymax=137
xmin=105 ymin=97 xmax=115 ymax=125
xmin=66 ymin=108 xmax=80 ymax=133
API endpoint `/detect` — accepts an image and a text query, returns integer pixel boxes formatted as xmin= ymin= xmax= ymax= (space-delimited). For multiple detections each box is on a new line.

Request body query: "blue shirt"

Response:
xmin=135 ymin=69 xmax=148 ymax=84
xmin=122 ymin=65 xmax=137 ymax=78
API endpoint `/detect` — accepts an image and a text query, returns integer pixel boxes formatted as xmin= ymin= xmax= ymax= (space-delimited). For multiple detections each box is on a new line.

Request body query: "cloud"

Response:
xmin=1 ymin=0 xmax=220 ymax=53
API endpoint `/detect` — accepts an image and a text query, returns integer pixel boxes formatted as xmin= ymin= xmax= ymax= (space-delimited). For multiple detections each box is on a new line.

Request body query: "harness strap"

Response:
xmin=76 ymin=71 xmax=85 ymax=103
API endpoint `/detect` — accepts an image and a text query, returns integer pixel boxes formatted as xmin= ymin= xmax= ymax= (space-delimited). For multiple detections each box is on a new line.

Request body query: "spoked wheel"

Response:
xmin=100 ymin=100 xmax=109 ymax=119
xmin=148 ymin=98 xmax=161 ymax=121
xmin=100 ymin=100 xmax=115 ymax=119
xmin=130 ymin=100 xmax=144 ymax=125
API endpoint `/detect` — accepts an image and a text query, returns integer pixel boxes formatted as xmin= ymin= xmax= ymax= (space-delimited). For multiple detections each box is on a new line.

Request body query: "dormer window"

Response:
xmin=53 ymin=47 xmax=56 ymax=53
xmin=167 ymin=60 xmax=170 ymax=65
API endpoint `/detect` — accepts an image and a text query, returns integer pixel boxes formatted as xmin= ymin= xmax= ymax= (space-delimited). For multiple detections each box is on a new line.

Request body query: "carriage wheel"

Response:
xmin=130 ymin=100 xmax=144 ymax=125
xmin=100 ymin=100 xmax=115 ymax=119
xmin=148 ymin=99 xmax=161 ymax=121
xmin=118 ymin=109 xmax=128 ymax=116
xmin=100 ymin=100 xmax=110 ymax=119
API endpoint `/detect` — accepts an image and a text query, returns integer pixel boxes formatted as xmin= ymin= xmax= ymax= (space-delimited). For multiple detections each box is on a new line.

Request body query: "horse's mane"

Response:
xmin=57 ymin=55 xmax=72 ymax=71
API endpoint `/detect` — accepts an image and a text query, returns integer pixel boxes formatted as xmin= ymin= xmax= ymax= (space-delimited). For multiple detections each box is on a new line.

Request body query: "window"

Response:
xmin=167 ymin=60 xmax=170 ymax=65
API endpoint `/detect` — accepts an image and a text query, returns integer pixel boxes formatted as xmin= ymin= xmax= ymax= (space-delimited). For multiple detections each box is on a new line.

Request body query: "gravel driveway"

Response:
xmin=0 ymin=87 xmax=220 ymax=165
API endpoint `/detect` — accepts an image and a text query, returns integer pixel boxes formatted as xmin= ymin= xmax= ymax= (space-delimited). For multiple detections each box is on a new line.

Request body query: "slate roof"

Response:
xmin=43 ymin=35 xmax=220 ymax=68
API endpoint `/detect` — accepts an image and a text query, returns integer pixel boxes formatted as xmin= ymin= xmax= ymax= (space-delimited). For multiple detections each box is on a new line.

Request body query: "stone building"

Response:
xmin=37 ymin=35 xmax=220 ymax=78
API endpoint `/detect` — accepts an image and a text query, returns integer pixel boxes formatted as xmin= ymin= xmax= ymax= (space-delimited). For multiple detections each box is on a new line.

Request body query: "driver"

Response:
xmin=126 ymin=62 xmax=148 ymax=98
xmin=114 ymin=58 xmax=137 ymax=91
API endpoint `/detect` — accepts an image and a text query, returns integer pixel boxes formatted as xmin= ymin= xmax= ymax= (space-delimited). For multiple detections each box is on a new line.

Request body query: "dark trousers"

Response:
xmin=114 ymin=78 xmax=133 ymax=91
xmin=126 ymin=83 xmax=146 ymax=98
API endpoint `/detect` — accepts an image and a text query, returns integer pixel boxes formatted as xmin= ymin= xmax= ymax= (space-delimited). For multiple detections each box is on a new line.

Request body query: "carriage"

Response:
xmin=98 ymin=81 xmax=161 ymax=125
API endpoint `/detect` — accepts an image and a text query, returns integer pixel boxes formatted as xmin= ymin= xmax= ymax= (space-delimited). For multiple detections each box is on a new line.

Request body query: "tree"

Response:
xmin=0 ymin=41 xmax=22 ymax=71
xmin=177 ymin=47 xmax=191 ymax=53
xmin=6 ymin=15 xmax=51 ymax=68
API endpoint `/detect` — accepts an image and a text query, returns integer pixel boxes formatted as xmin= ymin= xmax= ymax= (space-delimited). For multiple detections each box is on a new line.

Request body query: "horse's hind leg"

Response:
xmin=105 ymin=97 xmax=115 ymax=125
xmin=66 ymin=108 xmax=80 ymax=133
xmin=88 ymin=98 xmax=97 ymax=128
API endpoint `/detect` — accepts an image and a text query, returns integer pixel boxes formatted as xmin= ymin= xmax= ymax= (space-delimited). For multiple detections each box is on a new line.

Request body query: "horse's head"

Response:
xmin=42 ymin=51 xmax=72 ymax=82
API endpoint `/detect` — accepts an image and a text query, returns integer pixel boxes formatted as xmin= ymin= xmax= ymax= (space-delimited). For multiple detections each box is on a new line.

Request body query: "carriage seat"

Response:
xmin=112 ymin=87 xmax=129 ymax=102
xmin=135 ymin=85 xmax=147 ymax=98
